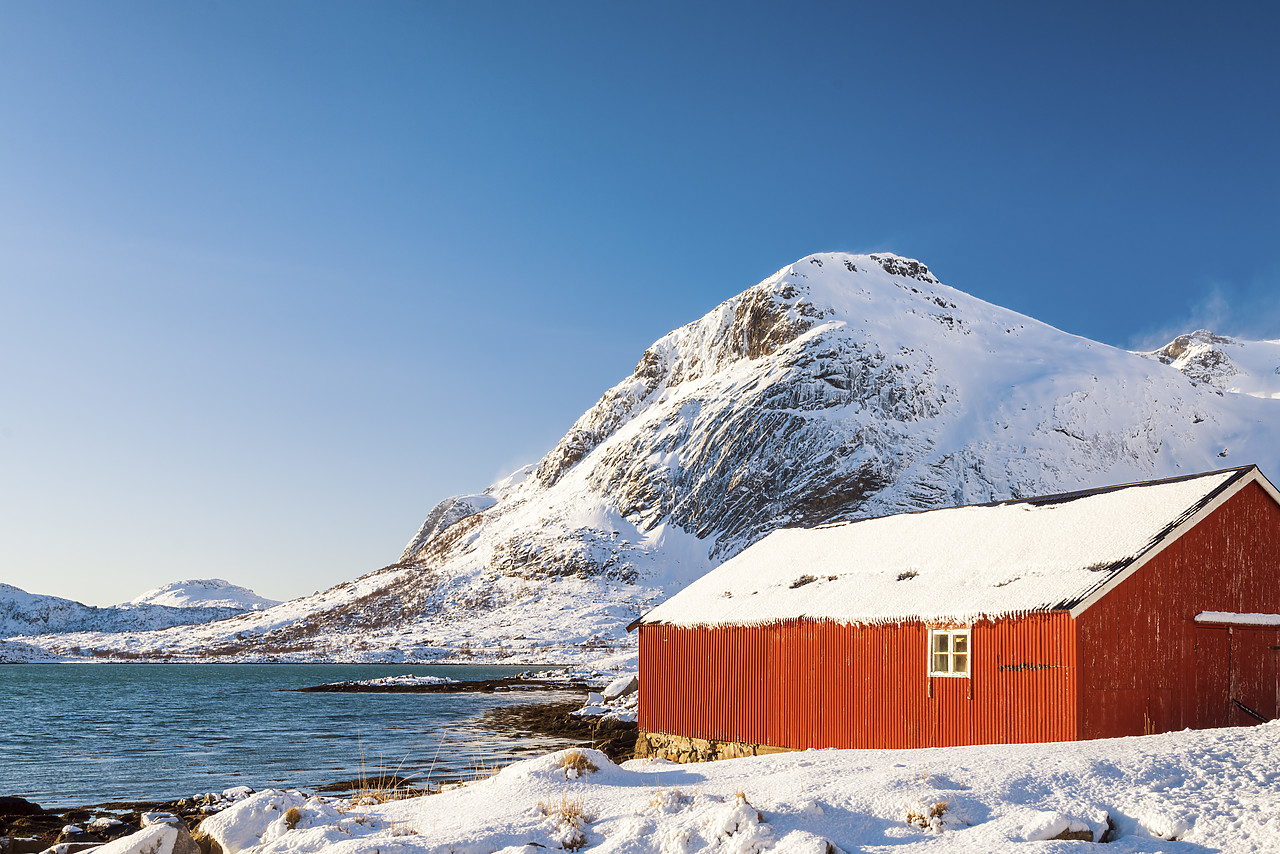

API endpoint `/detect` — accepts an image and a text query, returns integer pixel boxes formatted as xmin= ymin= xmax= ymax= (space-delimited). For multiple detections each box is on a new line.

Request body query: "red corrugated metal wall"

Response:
xmin=640 ymin=479 xmax=1280 ymax=750
xmin=639 ymin=611 xmax=1078 ymax=749
xmin=1076 ymin=481 xmax=1280 ymax=738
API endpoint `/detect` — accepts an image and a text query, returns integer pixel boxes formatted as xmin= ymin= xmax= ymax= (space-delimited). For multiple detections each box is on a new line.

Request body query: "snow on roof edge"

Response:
xmin=636 ymin=607 xmax=1057 ymax=631
xmin=1066 ymin=466 xmax=1269 ymax=619
xmin=1057 ymin=465 xmax=1255 ymax=610
xmin=635 ymin=465 xmax=1268 ymax=630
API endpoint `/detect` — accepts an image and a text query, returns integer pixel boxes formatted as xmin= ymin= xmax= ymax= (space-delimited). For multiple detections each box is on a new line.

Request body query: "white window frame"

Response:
xmin=928 ymin=627 xmax=971 ymax=677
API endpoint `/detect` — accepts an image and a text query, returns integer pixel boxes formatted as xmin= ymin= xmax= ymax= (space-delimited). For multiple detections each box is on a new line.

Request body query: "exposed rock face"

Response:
xmin=1145 ymin=329 xmax=1242 ymax=387
xmin=9 ymin=252 xmax=1279 ymax=663
xmin=398 ymin=494 xmax=498 ymax=562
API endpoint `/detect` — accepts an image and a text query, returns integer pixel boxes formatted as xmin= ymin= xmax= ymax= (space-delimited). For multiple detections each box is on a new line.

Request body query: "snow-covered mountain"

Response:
xmin=128 ymin=578 xmax=281 ymax=610
xmin=6 ymin=252 xmax=1278 ymax=663
xmin=0 ymin=579 xmax=278 ymax=638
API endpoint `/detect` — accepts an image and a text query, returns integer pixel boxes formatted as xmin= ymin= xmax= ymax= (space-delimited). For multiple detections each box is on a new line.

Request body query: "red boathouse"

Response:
xmin=634 ymin=466 xmax=1280 ymax=759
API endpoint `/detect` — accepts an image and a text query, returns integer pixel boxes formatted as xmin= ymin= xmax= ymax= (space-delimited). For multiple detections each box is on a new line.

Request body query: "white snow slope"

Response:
xmin=7 ymin=252 xmax=1279 ymax=663
xmin=193 ymin=721 xmax=1280 ymax=853
xmin=128 ymin=578 xmax=281 ymax=610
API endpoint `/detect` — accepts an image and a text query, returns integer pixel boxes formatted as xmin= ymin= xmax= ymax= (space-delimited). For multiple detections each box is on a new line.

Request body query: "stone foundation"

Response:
xmin=634 ymin=730 xmax=794 ymax=763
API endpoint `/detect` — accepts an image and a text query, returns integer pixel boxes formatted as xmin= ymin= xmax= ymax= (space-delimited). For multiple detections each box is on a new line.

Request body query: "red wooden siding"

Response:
xmin=1076 ymin=481 xmax=1280 ymax=738
xmin=640 ymin=611 xmax=1078 ymax=750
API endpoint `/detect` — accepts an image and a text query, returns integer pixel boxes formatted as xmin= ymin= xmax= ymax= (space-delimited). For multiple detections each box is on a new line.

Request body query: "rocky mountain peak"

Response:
xmin=1144 ymin=329 xmax=1240 ymax=387
xmin=11 ymin=252 xmax=1275 ymax=664
xmin=1137 ymin=329 xmax=1280 ymax=399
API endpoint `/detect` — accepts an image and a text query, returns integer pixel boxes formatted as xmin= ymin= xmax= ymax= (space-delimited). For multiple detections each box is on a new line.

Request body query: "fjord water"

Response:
xmin=1 ymin=664 xmax=582 ymax=808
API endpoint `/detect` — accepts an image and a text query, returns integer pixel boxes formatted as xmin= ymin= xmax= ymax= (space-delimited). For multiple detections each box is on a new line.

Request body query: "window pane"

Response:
xmin=953 ymin=654 xmax=968 ymax=674
xmin=953 ymin=633 xmax=968 ymax=654
xmin=933 ymin=652 xmax=950 ymax=673
xmin=933 ymin=633 xmax=950 ymax=653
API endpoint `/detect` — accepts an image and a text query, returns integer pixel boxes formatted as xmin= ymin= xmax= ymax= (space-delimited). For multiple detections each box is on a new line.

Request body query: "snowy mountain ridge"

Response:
xmin=0 ymin=579 xmax=278 ymax=638
xmin=5 ymin=252 xmax=1278 ymax=663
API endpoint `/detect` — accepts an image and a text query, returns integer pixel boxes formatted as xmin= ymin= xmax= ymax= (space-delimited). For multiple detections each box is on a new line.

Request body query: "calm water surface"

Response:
xmin=1 ymin=664 xmax=583 ymax=808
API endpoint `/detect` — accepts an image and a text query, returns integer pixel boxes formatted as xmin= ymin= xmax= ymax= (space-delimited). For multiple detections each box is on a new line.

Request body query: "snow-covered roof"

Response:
xmin=638 ymin=466 xmax=1272 ymax=628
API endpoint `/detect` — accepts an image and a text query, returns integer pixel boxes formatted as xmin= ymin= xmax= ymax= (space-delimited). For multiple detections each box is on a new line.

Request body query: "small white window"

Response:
xmin=929 ymin=628 xmax=970 ymax=677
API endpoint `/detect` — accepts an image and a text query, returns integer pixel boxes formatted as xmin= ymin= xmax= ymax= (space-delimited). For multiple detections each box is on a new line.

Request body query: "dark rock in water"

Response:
xmin=1 ymin=793 xmax=214 ymax=854
xmin=86 ymin=816 xmax=139 ymax=841
xmin=45 ymin=842 xmax=102 ymax=853
xmin=0 ymin=797 xmax=43 ymax=817
xmin=2 ymin=838 xmax=49 ymax=854
xmin=54 ymin=826 xmax=96 ymax=844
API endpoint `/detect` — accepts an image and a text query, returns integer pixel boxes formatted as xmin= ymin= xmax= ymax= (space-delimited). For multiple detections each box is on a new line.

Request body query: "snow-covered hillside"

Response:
xmin=128 ymin=579 xmax=280 ymax=610
xmin=0 ymin=579 xmax=277 ymax=639
xmin=6 ymin=252 xmax=1278 ymax=662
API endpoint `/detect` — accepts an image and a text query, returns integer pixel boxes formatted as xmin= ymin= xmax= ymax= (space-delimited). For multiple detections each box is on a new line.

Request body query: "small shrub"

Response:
xmin=283 ymin=807 xmax=302 ymax=830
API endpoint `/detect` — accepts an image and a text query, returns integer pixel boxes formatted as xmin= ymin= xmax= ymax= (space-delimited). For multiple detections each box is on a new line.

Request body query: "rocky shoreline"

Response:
xmin=481 ymin=699 xmax=638 ymax=764
xmin=1 ymin=698 xmax=637 ymax=854
xmin=0 ymin=792 xmax=219 ymax=854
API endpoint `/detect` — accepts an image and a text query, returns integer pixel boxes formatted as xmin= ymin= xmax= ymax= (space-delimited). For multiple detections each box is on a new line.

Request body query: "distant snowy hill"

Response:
xmin=1137 ymin=329 xmax=1280 ymax=399
xmin=6 ymin=252 xmax=1278 ymax=663
xmin=0 ymin=578 xmax=278 ymax=639
xmin=128 ymin=578 xmax=280 ymax=610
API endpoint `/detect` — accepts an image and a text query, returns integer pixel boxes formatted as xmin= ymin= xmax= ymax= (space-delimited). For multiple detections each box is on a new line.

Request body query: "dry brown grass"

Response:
xmin=537 ymin=789 xmax=591 ymax=851
xmin=648 ymin=787 xmax=688 ymax=811
xmin=905 ymin=799 xmax=949 ymax=830
xmin=349 ymin=736 xmax=429 ymax=806
xmin=555 ymin=749 xmax=598 ymax=777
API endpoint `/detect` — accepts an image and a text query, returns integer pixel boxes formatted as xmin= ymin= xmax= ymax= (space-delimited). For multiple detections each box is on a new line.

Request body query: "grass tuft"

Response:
xmin=538 ymin=789 xmax=591 ymax=851
xmin=905 ymin=799 xmax=949 ymax=831
xmin=555 ymin=749 xmax=598 ymax=778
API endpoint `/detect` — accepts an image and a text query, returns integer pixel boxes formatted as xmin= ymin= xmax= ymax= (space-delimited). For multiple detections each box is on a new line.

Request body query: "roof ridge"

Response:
xmin=806 ymin=465 xmax=1258 ymax=531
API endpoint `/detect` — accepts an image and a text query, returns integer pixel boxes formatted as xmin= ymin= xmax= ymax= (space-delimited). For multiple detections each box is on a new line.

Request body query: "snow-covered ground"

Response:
xmin=185 ymin=722 xmax=1280 ymax=853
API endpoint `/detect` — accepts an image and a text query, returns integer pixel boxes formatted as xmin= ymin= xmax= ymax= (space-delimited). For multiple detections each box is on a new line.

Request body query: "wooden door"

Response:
xmin=1192 ymin=626 xmax=1231 ymax=728
xmin=1229 ymin=627 xmax=1280 ymax=724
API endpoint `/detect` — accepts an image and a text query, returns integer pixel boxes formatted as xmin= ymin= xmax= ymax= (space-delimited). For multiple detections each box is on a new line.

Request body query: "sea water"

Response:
xmin=0 ymin=663 xmax=584 ymax=808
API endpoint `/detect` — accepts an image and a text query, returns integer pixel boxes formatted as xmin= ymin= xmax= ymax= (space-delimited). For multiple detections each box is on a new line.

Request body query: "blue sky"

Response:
xmin=1 ymin=2 xmax=1276 ymax=605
